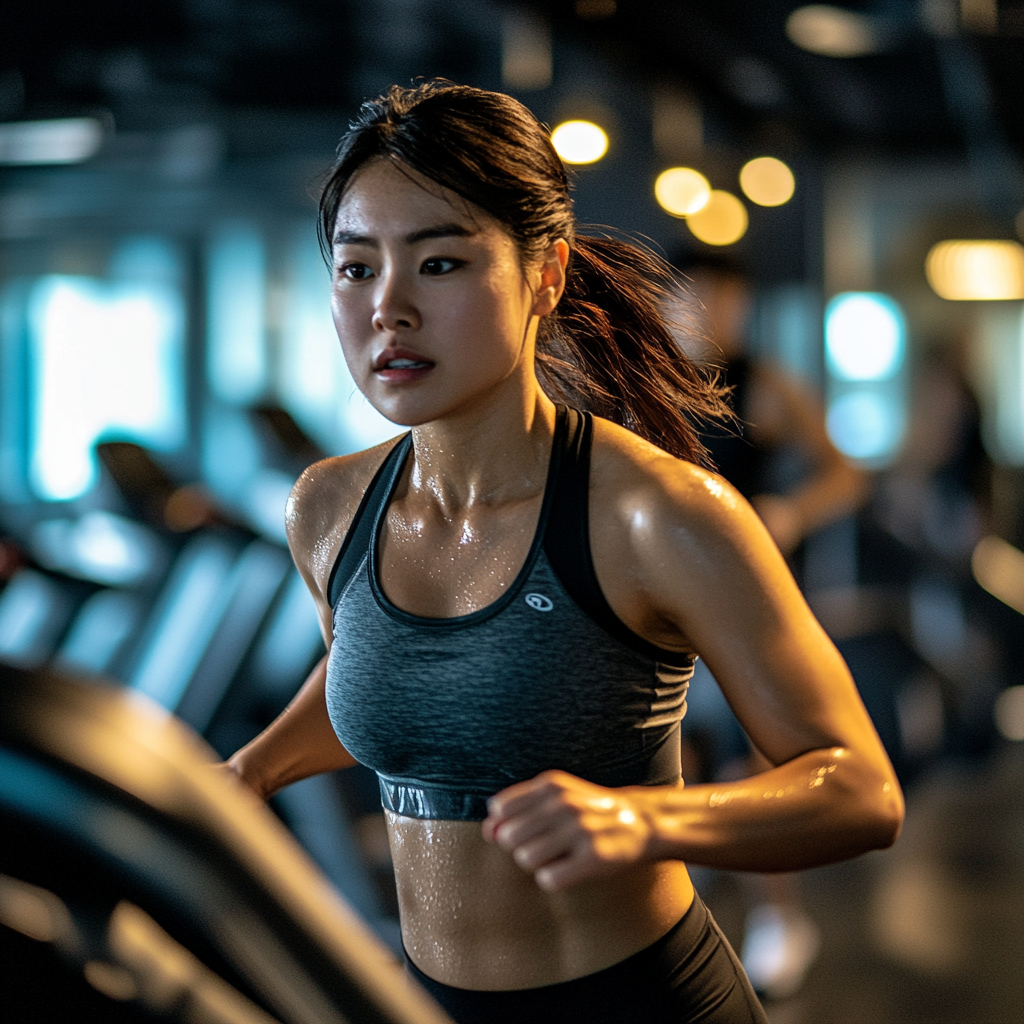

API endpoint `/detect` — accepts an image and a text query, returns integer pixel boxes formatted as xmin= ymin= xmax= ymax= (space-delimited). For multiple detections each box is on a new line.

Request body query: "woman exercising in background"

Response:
xmin=227 ymin=81 xmax=902 ymax=1024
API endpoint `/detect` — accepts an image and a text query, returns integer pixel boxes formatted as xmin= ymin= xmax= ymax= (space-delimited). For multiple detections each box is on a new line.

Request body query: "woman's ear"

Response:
xmin=532 ymin=239 xmax=570 ymax=317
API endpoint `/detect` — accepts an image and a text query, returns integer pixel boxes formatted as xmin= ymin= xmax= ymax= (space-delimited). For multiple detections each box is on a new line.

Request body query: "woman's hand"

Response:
xmin=482 ymin=771 xmax=655 ymax=891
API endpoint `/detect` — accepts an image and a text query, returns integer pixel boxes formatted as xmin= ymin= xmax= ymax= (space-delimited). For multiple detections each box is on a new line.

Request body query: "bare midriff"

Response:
xmin=386 ymin=811 xmax=695 ymax=991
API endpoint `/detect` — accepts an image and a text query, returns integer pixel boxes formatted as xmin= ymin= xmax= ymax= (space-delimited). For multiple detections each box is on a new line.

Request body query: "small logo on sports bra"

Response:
xmin=525 ymin=593 xmax=554 ymax=612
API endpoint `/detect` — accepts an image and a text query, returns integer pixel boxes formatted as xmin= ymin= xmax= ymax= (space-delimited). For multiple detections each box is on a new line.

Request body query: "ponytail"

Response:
xmin=538 ymin=235 xmax=732 ymax=467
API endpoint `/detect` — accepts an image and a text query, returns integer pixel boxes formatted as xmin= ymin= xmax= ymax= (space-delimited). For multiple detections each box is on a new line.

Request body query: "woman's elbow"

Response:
xmin=870 ymin=776 xmax=905 ymax=849
xmin=851 ymin=767 xmax=904 ymax=853
xmin=824 ymin=748 xmax=904 ymax=856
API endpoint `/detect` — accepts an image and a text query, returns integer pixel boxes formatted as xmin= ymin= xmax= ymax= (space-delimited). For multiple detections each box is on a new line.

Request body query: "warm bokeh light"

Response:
xmin=685 ymin=190 xmax=748 ymax=246
xmin=995 ymin=686 xmax=1024 ymax=742
xmin=925 ymin=240 xmax=1024 ymax=301
xmin=786 ymin=5 xmax=879 ymax=57
xmin=574 ymin=0 xmax=616 ymax=18
xmin=551 ymin=120 xmax=608 ymax=165
xmin=654 ymin=167 xmax=711 ymax=217
xmin=972 ymin=535 xmax=1024 ymax=616
xmin=739 ymin=156 xmax=795 ymax=207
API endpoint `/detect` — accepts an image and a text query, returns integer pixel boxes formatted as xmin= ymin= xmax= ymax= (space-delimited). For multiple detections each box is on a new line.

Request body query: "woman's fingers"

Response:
xmin=482 ymin=770 xmax=575 ymax=841
xmin=487 ymin=770 xmax=570 ymax=819
xmin=532 ymin=828 xmax=641 ymax=891
xmin=483 ymin=771 xmax=654 ymax=889
xmin=494 ymin=798 xmax=575 ymax=850
xmin=509 ymin=817 xmax=581 ymax=870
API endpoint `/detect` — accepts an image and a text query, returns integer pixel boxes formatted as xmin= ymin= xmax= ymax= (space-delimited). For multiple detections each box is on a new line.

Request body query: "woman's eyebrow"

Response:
xmin=331 ymin=223 xmax=476 ymax=247
xmin=332 ymin=229 xmax=375 ymax=246
xmin=405 ymin=223 xmax=476 ymax=244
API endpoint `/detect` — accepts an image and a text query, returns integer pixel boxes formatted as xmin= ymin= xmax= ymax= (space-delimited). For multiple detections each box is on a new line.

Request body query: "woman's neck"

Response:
xmin=407 ymin=384 xmax=557 ymax=514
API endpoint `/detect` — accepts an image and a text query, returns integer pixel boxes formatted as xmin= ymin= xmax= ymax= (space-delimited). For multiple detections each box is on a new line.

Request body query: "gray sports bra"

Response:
xmin=324 ymin=407 xmax=695 ymax=821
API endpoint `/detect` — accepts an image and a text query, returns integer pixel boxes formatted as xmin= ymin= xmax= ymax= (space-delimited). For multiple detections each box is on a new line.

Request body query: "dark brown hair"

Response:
xmin=319 ymin=80 xmax=731 ymax=465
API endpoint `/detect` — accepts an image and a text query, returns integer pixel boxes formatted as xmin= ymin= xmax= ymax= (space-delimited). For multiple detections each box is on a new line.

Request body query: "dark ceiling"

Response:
xmin=544 ymin=0 xmax=1024 ymax=158
xmin=2 ymin=1 xmax=1023 ymax=163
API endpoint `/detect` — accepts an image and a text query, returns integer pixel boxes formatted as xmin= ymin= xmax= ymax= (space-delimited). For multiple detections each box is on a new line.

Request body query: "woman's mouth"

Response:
xmin=373 ymin=348 xmax=435 ymax=382
xmin=383 ymin=357 xmax=430 ymax=369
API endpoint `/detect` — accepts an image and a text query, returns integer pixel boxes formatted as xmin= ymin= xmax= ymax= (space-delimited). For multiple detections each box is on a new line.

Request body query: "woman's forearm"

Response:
xmin=227 ymin=654 xmax=356 ymax=800
xmin=636 ymin=746 xmax=903 ymax=873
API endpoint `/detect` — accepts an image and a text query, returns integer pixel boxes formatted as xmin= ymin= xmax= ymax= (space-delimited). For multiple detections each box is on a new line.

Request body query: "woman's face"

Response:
xmin=330 ymin=158 xmax=554 ymax=427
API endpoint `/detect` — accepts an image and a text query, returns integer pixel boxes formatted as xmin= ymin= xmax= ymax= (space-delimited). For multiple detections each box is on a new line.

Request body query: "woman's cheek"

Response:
xmin=332 ymin=309 xmax=371 ymax=371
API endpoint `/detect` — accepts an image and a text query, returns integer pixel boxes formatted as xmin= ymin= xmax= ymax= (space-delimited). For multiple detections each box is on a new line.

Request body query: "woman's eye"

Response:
xmin=339 ymin=262 xmax=372 ymax=281
xmin=421 ymin=258 xmax=462 ymax=276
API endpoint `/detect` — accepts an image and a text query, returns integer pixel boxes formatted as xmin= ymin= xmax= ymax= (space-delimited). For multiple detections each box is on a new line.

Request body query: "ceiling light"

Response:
xmin=551 ymin=120 xmax=609 ymax=165
xmin=739 ymin=156 xmax=796 ymax=206
xmin=685 ymin=190 xmax=748 ymax=246
xmin=786 ymin=5 xmax=879 ymax=57
xmin=926 ymin=240 xmax=1024 ymax=300
xmin=502 ymin=11 xmax=552 ymax=91
xmin=654 ymin=167 xmax=711 ymax=217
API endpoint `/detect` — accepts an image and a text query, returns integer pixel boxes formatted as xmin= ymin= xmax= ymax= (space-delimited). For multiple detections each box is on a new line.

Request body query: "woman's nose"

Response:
xmin=372 ymin=275 xmax=421 ymax=332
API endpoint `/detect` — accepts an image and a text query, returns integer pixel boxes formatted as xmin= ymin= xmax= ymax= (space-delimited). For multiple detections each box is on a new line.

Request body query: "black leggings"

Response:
xmin=404 ymin=893 xmax=769 ymax=1024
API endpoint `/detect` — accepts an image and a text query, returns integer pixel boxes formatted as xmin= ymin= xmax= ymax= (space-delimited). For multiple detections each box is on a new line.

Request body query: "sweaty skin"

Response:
xmin=229 ymin=159 xmax=903 ymax=991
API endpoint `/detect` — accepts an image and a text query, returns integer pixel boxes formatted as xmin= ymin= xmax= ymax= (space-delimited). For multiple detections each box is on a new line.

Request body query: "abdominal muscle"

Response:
xmin=387 ymin=811 xmax=695 ymax=991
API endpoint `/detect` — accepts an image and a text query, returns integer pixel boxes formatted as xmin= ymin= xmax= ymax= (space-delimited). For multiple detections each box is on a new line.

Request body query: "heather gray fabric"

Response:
xmin=324 ymin=415 xmax=695 ymax=821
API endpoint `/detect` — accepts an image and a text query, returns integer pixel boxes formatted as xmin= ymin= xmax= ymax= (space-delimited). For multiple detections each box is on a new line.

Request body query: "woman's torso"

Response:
xmin=387 ymin=816 xmax=693 ymax=989
xmin=316 ymin=409 xmax=698 ymax=989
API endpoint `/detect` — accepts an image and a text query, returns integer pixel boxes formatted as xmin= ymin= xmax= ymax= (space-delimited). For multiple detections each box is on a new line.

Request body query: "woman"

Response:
xmin=228 ymin=82 xmax=903 ymax=1024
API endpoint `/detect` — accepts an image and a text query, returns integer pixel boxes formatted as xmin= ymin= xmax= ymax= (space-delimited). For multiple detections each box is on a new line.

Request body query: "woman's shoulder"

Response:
xmin=589 ymin=415 xmax=748 ymax=528
xmin=588 ymin=417 xmax=790 ymax=639
xmin=285 ymin=434 xmax=406 ymax=598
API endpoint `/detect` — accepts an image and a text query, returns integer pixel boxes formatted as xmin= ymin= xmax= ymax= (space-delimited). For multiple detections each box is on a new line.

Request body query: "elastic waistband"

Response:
xmin=378 ymin=776 xmax=494 ymax=820
xmin=378 ymin=734 xmax=683 ymax=822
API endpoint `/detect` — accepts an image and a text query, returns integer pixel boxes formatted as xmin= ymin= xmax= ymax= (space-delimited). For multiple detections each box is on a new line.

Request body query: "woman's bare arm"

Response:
xmin=226 ymin=442 xmax=399 ymax=799
xmin=227 ymin=655 xmax=357 ymax=800
xmin=485 ymin=427 xmax=902 ymax=889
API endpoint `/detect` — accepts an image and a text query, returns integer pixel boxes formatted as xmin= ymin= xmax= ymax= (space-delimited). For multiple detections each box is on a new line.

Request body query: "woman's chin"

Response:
xmin=362 ymin=387 xmax=499 ymax=430
xmin=363 ymin=396 xmax=452 ymax=430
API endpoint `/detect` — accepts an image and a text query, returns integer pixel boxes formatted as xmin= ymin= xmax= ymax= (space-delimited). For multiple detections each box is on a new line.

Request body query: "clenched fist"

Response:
xmin=482 ymin=770 xmax=657 ymax=891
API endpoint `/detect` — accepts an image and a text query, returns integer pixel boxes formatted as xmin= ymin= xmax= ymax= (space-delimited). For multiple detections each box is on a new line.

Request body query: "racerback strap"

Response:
xmin=543 ymin=409 xmax=693 ymax=669
xmin=327 ymin=434 xmax=412 ymax=609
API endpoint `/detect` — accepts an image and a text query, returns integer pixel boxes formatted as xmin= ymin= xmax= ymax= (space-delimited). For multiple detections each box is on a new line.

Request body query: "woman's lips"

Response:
xmin=373 ymin=347 xmax=435 ymax=383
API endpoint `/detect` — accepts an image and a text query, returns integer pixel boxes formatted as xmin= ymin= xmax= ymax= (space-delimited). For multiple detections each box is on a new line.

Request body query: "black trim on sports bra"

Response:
xmin=544 ymin=409 xmax=694 ymax=669
xmin=327 ymin=434 xmax=412 ymax=609
xmin=367 ymin=406 xmax=567 ymax=628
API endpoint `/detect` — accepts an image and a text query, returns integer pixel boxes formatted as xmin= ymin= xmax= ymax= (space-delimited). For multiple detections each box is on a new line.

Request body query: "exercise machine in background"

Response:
xmin=0 ymin=661 xmax=450 ymax=1024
